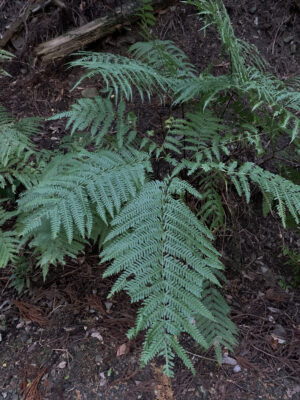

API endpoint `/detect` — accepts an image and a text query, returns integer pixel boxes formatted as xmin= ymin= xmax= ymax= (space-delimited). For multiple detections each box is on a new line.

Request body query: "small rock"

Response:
xmin=11 ymin=395 xmax=19 ymax=400
xmin=81 ymin=87 xmax=99 ymax=98
xmin=233 ymin=365 xmax=241 ymax=373
xmin=2 ymin=392 xmax=7 ymax=399
xmin=222 ymin=355 xmax=237 ymax=366
xmin=99 ymin=372 xmax=106 ymax=387
xmin=249 ymin=5 xmax=257 ymax=14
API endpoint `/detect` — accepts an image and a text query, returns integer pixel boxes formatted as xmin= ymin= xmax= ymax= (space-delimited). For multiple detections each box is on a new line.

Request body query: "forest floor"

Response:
xmin=0 ymin=1 xmax=300 ymax=399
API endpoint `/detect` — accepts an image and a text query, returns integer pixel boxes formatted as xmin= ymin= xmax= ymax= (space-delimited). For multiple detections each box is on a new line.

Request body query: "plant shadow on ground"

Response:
xmin=0 ymin=0 xmax=300 ymax=399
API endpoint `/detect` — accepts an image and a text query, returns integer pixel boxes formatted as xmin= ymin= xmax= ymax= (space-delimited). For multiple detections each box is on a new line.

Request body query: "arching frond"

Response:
xmin=0 ymin=206 xmax=19 ymax=268
xmin=49 ymin=97 xmax=137 ymax=148
xmin=196 ymin=282 xmax=238 ymax=363
xmin=173 ymin=74 xmax=233 ymax=105
xmin=0 ymin=106 xmax=42 ymax=190
xmin=28 ymin=220 xmax=86 ymax=278
xmin=168 ymin=110 xmax=231 ymax=164
xmin=18 ymin=149 xmax=152 ymax=243
xmin=187 ymin=0 xmax=266 ymax=79
xmin=218 ymin=161 xmax=300 ymax=227
xmin=198 ymin=175 xmax=225 ymax=230
xmin=69 ymin=52 xmax=172 ymax=102
xmin=0 ymin=106 xmax=40 ymax=167
xmin=129 ymin=40 xmax=196 ymax=79
xmin=102 ymin=177 xmax=228 ymax=376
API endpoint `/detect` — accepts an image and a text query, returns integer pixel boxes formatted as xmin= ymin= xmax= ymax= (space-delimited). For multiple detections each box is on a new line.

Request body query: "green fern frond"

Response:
xmin=0 ymin=106 xmax=42 ymax=190
xmin=18 ymin=149 xmax=151 ymax=243
xmin=250 ymin=165 xmax=300 ymax=227
xmin=0 ymin=49 xmax=14 ymax=76
xmin=0 ymin=230 xmax=19 ymax=268
xmin=222 ymin=162 xmax=300 ymax=227
xmin=244 ymin=68 xmax=300 ymax=112
xmin=187 ymin=0 xmax=299 ymax=141
xmin=69 ymin=52 xmax=172 ymax=102
xmin=28 ymin=220 xmax=86 ymax=276
xmin=0 ymin=107 xmax=40 ymax=167
xmin=49 ymin=96 xmax=114 ymax=144
xmin=188 ymin=0 xmax=266 ymax=79
xmin=196 ymin=283 xmax=238 ymax=364
xmin=168 ymin=110 xmax=231 ymax=164
xmin=198 ymin=175 xmax=225 ymax=230
xmin=173 ymin=74 xmax=233 ymax=105
xmin=102 ymin=177 xmax=225 ymax=376
xmin=129 ymin=40 xmax=196 ymax=79
xmin=137 ymin=0 xmax=156 ymax=31
xmin=0 ymin=206 xmax=19 ymax=268
xmin=139 ymin=121 xmax=182 ymax=160
xmin=50 ymin=97 xmax=137 ymax=148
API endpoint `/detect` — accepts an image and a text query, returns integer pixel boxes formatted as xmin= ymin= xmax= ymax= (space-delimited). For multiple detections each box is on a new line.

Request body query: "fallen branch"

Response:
xmin=34 ymin=0 xmax=177 ymax=63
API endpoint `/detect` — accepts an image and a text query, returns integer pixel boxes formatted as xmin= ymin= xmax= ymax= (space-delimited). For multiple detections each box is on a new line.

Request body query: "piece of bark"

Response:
xmin=34 ymin=0 xmax=176 ymax=64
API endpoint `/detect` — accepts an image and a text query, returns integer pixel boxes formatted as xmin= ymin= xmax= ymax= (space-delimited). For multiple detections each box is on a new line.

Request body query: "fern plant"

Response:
xmin=0 ymin=49 xmax=14 ymax=76
xmin=1 ymin=0 xmax=300 ymax=377
xmin=0 ymin=104 xmax=45 ymax=272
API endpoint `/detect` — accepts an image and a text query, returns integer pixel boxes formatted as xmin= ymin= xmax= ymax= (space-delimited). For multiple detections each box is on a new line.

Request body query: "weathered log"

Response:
xmin=34 ymin=0 xmax=176 ymax=64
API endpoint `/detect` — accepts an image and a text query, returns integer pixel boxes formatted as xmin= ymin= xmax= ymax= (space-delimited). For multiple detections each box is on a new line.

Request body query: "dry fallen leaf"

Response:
xmin=75 ymin=389 xmax=82 ymax=400
xmin=116 ymin=343 xmax=127 ymax=357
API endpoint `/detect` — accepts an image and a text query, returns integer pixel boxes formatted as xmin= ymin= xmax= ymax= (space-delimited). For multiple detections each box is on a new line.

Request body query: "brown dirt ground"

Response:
xmin=0 ymin=1 xmax=300 ymax=399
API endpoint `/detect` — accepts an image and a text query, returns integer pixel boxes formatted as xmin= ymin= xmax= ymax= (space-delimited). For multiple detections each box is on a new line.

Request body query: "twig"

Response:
xmin=109 ymin=368 xmax=139 ymax=386
xmin=271 ymin=16 xmax=290 ymax=55
xmin=185 ymin=350 xmax=217 ymax=363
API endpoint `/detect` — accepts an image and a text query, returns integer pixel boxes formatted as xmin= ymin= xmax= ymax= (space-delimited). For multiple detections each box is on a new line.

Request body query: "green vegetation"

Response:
xmin=0 ymin=0 xmax=299 ymax=376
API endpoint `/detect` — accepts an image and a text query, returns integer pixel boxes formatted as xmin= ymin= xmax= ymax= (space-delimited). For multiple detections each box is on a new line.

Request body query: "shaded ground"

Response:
xmin=0 ymin=0 xmax=300 ymax=399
